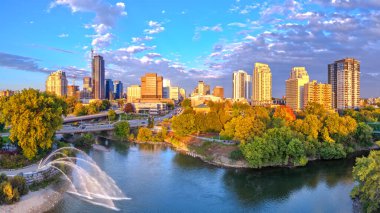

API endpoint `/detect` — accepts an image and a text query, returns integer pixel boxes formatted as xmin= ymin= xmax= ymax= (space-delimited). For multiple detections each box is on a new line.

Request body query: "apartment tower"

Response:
xmin=328 ymin=58 xmax=360 ymax=109
xmin=285 ymin=67 xmax=310 ymax=111
xmin=45 ymin=70 xmax=68 ymax=97
xmin=232 ymin=70 xmax=252 ymax=101
xmin=252 ymin=63 xmax=272 ymax=106
xmin=303 ymin=80 xmax=332 ymax=110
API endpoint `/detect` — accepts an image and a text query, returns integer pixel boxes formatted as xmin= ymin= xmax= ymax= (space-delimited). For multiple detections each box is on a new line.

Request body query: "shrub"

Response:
xmin=319 ymin=142 xmax=346 ymax=160
xmin=9 ymin=176 xmax=28 ymax=196
xmin=230 ymin=149 xmax=244 ymax=160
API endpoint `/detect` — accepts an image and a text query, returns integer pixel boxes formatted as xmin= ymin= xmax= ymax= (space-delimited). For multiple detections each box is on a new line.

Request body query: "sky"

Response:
xmin=0 ymin=0 xmax=380 ymax=98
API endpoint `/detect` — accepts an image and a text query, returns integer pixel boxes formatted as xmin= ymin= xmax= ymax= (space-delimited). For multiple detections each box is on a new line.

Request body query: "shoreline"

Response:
xmin=129 ymin=139 xmax=379 ymax=169
xmin=0 ymin=178 xmax=68 ymax=213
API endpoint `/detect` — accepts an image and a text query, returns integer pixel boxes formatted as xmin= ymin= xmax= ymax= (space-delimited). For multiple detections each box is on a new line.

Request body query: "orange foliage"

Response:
xmin=273 ymin=105 xmax=296 ymax=122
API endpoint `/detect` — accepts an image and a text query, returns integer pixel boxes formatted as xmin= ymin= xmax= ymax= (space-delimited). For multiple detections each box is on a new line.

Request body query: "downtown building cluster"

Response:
xmin=0 ymin=56 xmax=363 ymax=112
xmin=188 ymin=58 xmax=361 ymax=111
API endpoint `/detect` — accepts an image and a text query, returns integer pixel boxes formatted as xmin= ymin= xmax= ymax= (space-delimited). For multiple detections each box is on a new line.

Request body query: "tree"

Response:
xmin=286 ymin=138 xmax=308 ymax=166
xmin=304 ymin=102 xmax=329 ymax=118
xmin=101 ymin=100 xmax=111 ymax=111
xmin=73 ymin=103 xmax=88 ymax=116
xmin=205 ymin=111 xmax=223 ymax=132
xmin=0 ymin=89 xmax=66 ymax=159
xmin=194 ymin=113 xmax=207 ymax=134
xmin=355 ymin=122 xmax=373 ymax=146
xmin=114 ymin=121 xmax=130 ymax=141
xmin=291 ymin=115 xmax=322 ymax=140
xmin=108 ymin=109 xmax=117 ymax=121
xmin=117 ymin=99 xmax=124 ymax=108
xmin=65 ymin=96 xmax=79 ymax=114
xmin=273 ymin=105 xmax=296 ymax=123
xmin=319 ymin=142 xmax=346 ymax=159
xmin=181 ymin=98 xmax=191 ymax=108
xmin=351 ymin=150 xmax=380 ymax=212
xmin=171 ymin=113 xmax=196 ymax=136
xmin=324 ymin=114 xmax=357 ymax=143
xmin=137 ymin=127 xmax=153 ymax=142
xmin=123 ymin=103 xmax=134 ymax=113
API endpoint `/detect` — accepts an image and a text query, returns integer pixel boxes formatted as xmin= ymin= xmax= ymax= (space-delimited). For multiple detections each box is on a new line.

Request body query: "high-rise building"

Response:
xmin=232 ymin=70 xmax=251 ymax=101
xmin=213 ymin=86 xmax=224 ymax=99
xmin=163 ymin=79 xmax=171 ymax=99
xmin=192 ymin=81 xmax=210 ymax=96
xmin=114 ymin=80 xmax=123 ymax=99
xmin=328 ymin=58 xmax=360 ymax=109
xmin=285 ymin=67 xmax=310 ymax=111
xmin=46 ymin=70 xmax=68 ymax=97
xmin=304 ymin=80 xmax=332 ymax=110
xmin=141 ymin=73 xmax=163 ymax=99
xmin=127 ymin=85 xmax=141 ymax=103
xmin=82 ymin=77 xmax=92 ymax=99
xmin=170 ymin=86 xmax=180 ymax=101
xmin=179 ymin=88 xmax=186 ymax=99
xmin=92 ymin=55 xmax=105 ymax=99
xmin=252 ymin=63 xmax=272 ymax=106
xmin=105 ymin=79 xmax=114 ymax=100
xmin=67 ymin=85 xmax=80 ymax=98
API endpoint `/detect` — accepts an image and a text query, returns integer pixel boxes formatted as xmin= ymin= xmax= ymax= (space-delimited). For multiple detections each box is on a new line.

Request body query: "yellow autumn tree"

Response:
xmin=0 ymin=89 xmax=67 ymax=159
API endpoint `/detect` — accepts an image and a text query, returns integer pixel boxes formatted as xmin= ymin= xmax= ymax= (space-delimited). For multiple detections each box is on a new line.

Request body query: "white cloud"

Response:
xmin=58 ymin=33 xmax=69 ymax=38
xmin=144 ymin=21 xmax=165 ymax=34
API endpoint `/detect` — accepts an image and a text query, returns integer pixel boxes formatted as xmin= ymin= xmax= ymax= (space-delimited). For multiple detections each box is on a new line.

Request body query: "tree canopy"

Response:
xmin=0 ymin=89 xmax=67 ymax=159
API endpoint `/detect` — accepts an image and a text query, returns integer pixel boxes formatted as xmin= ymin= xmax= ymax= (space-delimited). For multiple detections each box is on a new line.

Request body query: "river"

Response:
xmin=49 ymin=139 xmax=359 ymax=213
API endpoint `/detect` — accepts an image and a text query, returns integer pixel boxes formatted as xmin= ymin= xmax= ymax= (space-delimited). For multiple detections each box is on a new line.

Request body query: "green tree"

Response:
xmin=114 ymin=121 xmax=130 ymax=141
xmin=171 ymin=113 xmax=196 ymax=136
xmin=291 ymin=115 xmax=322 ymax=139
xmin=108 ymin=109 xmax=117 ymax=121
xmin=286 ymin=138 xmax=308 ymax=166
xmin=0 ymin=89 xmax=66 ymax=159
xmin=101 ymin=100 xmax=111 ymax=111
xmin=355 ymin=122 xmax=373 ymax=146
xmin=351 ymin=150 xmax=380 ymax=212
xmin=137 ymin=127 xmax=153 ymax=142
xmin=181 ymin=98 xmax=191 ymax=108
xmin=319 ymin=142 xmax=346 ymax=159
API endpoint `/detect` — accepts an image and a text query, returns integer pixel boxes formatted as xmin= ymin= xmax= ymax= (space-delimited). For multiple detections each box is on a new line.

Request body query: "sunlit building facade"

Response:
xmin=252 ymin=63 xmax=272 ymax=106
xmin=92 ymin=55 xmax=105 ymax=99
xmin=328 ymin=58 xmax=360 ymax=109
xmin=141 ymin=73 xmax=163 ymax=99
xmin=285 ymin=67 xmax=310 ymax=111
xmin=232 ymin=70 xmax=251 ymax=101
xmin=303 ymin=80 xmax=332 ymax=110
xmin=46 ymin=70 xmax=68 ymax=97
xmin=127 ymin=85 xmax=141 ymax=103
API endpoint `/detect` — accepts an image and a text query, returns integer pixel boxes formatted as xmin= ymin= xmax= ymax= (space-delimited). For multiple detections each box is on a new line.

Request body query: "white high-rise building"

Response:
xmin=232 ymin=70 xmax=252 ymax=101
xmin=328 ymin=58 xmax=360 ymax=109
xmin=285 ymin=67 xmax=310 ymax=111
xmin=252 ymin=63 xmax=272 ymax=106
xmin=163 ymin=79 xmax=171 ymax=99
xmin=46 ymin=70 xmax=68 ymax=97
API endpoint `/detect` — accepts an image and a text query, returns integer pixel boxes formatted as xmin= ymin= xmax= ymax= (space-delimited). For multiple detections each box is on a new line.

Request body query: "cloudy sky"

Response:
xmin=0 ymin=0 xmax=380 ymax=98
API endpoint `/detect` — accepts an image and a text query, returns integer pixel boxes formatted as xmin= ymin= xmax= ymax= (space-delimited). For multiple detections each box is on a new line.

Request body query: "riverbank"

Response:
xmin=97 ymin=135 xmax=379 ymax=169
xmin=0 ymin=178 xmax=67 ymax=213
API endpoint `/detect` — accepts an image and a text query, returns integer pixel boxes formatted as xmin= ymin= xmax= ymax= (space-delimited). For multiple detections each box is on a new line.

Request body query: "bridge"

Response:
xmin=63 ymin=110 xmax=124 ymax=123
xmin=57 ymin=119 xmax=147 ymax=134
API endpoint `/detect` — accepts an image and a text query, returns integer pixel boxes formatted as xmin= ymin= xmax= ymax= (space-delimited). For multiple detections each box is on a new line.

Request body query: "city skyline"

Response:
xmin=1 ymin=0 xmax=380 ymax=98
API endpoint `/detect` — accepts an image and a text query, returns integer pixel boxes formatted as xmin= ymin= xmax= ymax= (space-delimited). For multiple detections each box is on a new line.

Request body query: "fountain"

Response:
xmin=37 ymin=147 xmax=130 ymax=211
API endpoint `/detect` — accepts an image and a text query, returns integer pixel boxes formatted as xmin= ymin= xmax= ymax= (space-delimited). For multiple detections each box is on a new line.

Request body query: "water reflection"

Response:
xmin=223 ymin=159 xmax=355 ymax=205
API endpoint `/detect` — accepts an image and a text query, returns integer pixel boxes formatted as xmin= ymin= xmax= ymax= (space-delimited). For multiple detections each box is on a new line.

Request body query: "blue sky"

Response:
xmin=1 ymin=0 xmax=380 ymax=98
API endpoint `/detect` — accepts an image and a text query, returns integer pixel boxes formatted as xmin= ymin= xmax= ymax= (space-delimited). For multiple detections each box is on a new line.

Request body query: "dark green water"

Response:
xmin=50 ymin=140 xmax=359 ymax=213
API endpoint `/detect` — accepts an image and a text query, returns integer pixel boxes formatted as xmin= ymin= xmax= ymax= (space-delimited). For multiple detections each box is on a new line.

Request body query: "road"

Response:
xmin=63 ymin=110 xmax=124 ymax=123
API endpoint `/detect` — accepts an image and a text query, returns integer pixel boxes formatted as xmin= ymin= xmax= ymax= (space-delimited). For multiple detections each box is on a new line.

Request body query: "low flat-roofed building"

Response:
xmin=132 ymin=102 xmax=168 ymax=115
xmin=193 ymin=104 xmax=211 ymax=114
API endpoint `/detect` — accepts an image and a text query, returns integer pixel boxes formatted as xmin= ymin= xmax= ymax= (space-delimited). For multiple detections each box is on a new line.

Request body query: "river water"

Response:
xmin=50 ymin=140 xmax=359 ymax=213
